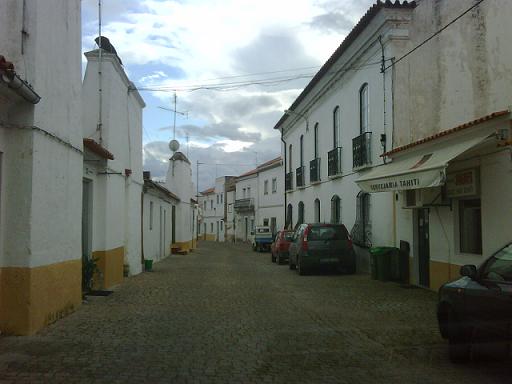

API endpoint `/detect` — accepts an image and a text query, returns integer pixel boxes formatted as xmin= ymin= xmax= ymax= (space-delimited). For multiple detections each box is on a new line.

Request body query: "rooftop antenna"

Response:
xmin=97 ymin=0 xmax=103 ymax=143
xmin=158 ymin=92 xmax=188 ymax=139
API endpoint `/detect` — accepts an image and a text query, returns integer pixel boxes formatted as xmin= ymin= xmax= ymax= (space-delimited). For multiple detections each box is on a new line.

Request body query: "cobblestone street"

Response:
xmin=0 ymin=241 xmax=511 ymax=383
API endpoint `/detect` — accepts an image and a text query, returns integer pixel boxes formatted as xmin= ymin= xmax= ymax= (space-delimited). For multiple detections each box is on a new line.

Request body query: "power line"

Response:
xmin=384 ymin=0 xmax=487 ymax=71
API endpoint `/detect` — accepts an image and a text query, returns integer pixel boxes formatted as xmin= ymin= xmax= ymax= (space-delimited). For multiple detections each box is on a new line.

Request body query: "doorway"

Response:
xmin=216 ymin=221 xmax=219 ymax=242
xmin=82 ymin=179 xmax=93 ymax=260
xmin=417 ymin=208 xmax=430 ymax=287
xmin=244 ymin=217 xmax=248 ymax=241
xmin=171 ymin=205 xmax=176 ymax=244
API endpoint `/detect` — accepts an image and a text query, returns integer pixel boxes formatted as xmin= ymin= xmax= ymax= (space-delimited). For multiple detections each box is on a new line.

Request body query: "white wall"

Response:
xmin=0 ymin=0 xmax=83 ymax=269
xmin=142 ymin=191 xmax=175 ymax=263
xmin=257 ymin=163 xmax=284 ymax=231
xmin=235 ymin=174 xmax=258 ymax=242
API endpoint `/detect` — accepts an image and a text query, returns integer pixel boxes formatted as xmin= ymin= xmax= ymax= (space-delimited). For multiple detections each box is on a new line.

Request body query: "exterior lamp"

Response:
xmin=284 ymin=109 xmax=309 ymax=132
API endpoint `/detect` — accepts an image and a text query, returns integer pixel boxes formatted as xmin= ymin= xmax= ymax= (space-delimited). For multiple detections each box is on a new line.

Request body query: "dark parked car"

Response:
xmin=437 ymin=242 xmax=512 ymax=363
xmin=288 ymin=223 xmax=356 ymax=275
xmin=271 ymin=230 xmax=294 ymax=264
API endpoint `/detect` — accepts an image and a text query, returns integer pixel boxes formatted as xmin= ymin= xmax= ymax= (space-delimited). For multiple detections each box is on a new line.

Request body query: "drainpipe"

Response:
xmin=280 ymin=127 xmax=287 ymax=229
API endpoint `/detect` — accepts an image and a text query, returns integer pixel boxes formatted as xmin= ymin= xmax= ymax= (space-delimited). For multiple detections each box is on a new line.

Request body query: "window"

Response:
xmin=351 ymin=192 xmax=371 ymax=247
xmin=314 ymin=198 xmax=321 ymax=223
xmin=272 ymin=178 xmax=277 ymax=193
xmin=298 ymin=202 xmax=305 ymax=226
xmin=459 ymin=199 xmax=482 ymax=254
xmin=210 ymin=200 xmax=213 ymax=209
xmin=360 ymin=83 xmax=369 ymax=134
xmin=221 ymin=193 xmax=223 ymax=204
xmin=289 ymin=144 xmax=293 ymax=172
xmin=247 ymin=187 xmax=251 ymax=197
xmin=211 ymin=222 xmax=214 ymax=232
xmin=220 ymin=221 xmax=223 ymax=231
xmin=263 ymin=218 xmax=269 ymax=226
xmin=251 ymin=219 xmax=255 ymax=231
xmin=150 ymin=201 xmax=154 ymax=230
xmin=300 ymin=135 xmax=304 ymax=166
xmin=314 ymin=123 xmax=319 ymax=158
xmin=286 ymin=204 xmax=293 ymax=230
xmin=203 ymin=201 xmax=206 ymax=210
xmin=243 ymin=188 xmax=246 ymax=198
xmin=333 ymin=106 xmax=340 ymax=148
xmin=331 ymin=195 xmax=341 ymax=224
xmin=264 ymin=180 xmax=269 ymax=195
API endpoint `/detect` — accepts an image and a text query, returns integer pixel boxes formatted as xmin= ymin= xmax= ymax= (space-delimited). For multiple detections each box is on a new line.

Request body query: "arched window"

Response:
xmin=300 ymin=135 xmax=304 ymax=166
xmin=314 ymin=123 xmax=319 ymax=158
xmin=333 ymin=106 xmax=340 ymax=148
xmin=286 ymin=203 xmax=293 ymax=229
xmin=359 ymin=83 xmax=369 ymax=134
xmin=288 ymin=144 xmax=293 ymax=172
xmin=331 ymin=195 xmax=341 ymax=224
xmin=314 ymin=198 xmax=321 ymax=223
xmin=298 ymin=201 xmax=305 ymax=227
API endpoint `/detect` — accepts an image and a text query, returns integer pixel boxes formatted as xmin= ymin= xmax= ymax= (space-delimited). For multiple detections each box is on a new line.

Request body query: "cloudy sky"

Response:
xmin=81 ymin=0 xmax=374 ymax=190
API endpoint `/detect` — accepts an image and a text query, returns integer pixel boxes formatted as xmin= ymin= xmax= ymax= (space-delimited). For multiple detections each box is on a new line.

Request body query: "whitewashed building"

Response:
xmin=142 ymin=172 xmax=179 ymax=263
xmin=356 ymin=0 xmax=512 ymax=290
xmin=198 ymin=176 xmax=236 ymax=242
xmin=225 ymin=179 xmax=236 ymax=242
xmin=274 ymin=2 xmax=416 ymax=272
xmin=0 ymin=0 xmax=83 ymax=335
xmin=234 ymin=169 xmax=258 ymax=242
xmin=165 ymin=151 xmax=198 ymax=252
xmin=82 ymin=39 xmax=145 ymax=287
xmin=234 ymin=157 xmax=284 ymax=242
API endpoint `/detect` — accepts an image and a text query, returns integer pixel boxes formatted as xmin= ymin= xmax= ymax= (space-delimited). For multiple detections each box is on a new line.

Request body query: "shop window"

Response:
xmin=459 ymin=199 xmax=482 ymax=254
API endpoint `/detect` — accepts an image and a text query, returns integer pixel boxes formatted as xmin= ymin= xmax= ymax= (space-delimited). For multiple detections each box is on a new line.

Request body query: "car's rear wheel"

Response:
xmin=297 ymin=258 xmax=307 ymax=275
xmin=449 ymin=337 xmax=471 ymax=363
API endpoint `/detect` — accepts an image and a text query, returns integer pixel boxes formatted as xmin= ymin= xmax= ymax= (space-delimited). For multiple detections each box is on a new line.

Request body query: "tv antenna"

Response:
xmin=158 ymin=92 xmax=188 ymax=140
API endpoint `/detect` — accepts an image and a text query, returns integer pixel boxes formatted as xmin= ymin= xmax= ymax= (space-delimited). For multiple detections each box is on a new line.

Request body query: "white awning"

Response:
xmin=356 ymin=132 xmax=495 ymax=193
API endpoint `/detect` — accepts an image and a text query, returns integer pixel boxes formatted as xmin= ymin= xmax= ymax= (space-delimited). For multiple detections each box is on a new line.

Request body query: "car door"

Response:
xmin=464 ymin=244 xmax=512 ymax=338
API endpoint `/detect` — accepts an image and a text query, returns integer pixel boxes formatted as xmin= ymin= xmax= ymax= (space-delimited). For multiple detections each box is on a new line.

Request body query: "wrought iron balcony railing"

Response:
xmin=285 ymin=172 xmax=293 ymax=191
xmin=328 ymin=147 xmax=342 ymax=177
xmin=309 ymin=158 xmax=321 ymax=183
xmin=353 ymin=132 xmax=372 ymax=170
xmin=296 ymin=166 xmax=305 ymax=188
xmin=234 ymin=198 xmax=254 ymax=211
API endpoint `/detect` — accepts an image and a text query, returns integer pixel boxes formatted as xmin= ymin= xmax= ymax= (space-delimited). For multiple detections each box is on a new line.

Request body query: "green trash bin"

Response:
xmin=144 ymin=259 xmax=153 ymax=272
xmin=370 ymin=247 xmax=394 ymax=282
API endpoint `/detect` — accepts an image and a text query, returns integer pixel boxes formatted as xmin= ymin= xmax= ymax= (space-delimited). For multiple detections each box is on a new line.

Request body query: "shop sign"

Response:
xmin=358 ymin=168 xmax=446 ymax=193
xmin=446 ymin=169 xmax=478 ymax=198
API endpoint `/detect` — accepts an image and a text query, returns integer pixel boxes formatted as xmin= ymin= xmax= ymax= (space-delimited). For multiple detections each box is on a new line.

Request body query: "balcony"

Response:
xmin=328 ymin=147 xmax=342 ymax=177
xmin=234 ymin=198 xmax=254 ymax=212
xmin=285 ymin=172 xmax=293 ymax=191
xmin=310 ymin=158 xmax=321 ymax=183
xmin=296 ymin=166 xmax=305 ymax=188
xmin=353 ymin=132 xmax=372 ymax=170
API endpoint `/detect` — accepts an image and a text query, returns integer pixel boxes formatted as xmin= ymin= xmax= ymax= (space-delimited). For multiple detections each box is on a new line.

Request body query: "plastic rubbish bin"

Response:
xmin=144 ymin=259 xmax=153 ymax=272
xmin=370 ymin=247 xmax=395 ymax=282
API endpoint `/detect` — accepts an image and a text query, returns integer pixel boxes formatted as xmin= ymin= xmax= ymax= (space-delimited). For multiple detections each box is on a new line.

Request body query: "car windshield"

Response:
xmin=307 ymin=226 xmax=347 ymax=241
xmin=480 ymin=244 xmax=512 ymax=281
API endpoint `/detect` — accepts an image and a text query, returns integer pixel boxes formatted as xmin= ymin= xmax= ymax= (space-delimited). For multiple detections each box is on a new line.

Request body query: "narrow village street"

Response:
xmin=0 ymin=242 xmax=510 ymax=384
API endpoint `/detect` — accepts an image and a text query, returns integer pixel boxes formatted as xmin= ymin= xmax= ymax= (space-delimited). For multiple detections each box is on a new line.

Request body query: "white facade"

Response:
xmin=360 ymin=0 xmax=512 ymax=290
xmin=255 ymin=159 xmax=284 ymax=233
xmin=198 ymin=176 xmax=235 ymax=241
xmin=142 ymin=177 xmax=178 ymax=263
xmin=165 ymin=152 xmax=197 ymax=251
xmin=0 ymin=0 xmax=83 ymax=334
xmin=82 ymin=46 xmax=145 ymax=283
xmin=275 ymin=4 xmax=415 ymax=271
xmin=234 ymin=172 xmax=258 ymax=242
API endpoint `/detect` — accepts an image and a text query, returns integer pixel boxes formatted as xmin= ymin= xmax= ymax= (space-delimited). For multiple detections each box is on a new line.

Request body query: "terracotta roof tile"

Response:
xmin=383 ymin=110 xmax=510 ymax=157
xmin=200 ymin=187 xmax=215 ymax=195
xmin=83 ymin=138 xmax=114 ymax=160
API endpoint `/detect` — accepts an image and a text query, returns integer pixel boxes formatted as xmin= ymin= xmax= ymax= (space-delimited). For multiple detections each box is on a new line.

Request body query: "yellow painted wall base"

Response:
xmin=430 ymin=260 xmax=461 ymax=291
xmin=0 ymin=259 xmax=82 ymax=335
xmin=92 ymin=246 xmax=124 ymax=289
xmin=172 ymin=240 xmax=194 ymax=252
xmin=202 ymin=234 xmax=216 ymax=241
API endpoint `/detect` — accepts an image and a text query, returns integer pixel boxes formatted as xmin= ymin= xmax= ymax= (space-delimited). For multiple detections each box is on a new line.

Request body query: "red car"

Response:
xmin=271 ymin=230 xmax=294 ymax=264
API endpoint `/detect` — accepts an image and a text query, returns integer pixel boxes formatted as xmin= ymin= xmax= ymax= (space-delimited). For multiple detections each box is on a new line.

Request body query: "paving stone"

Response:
xmin=0 ymin=241 xmax=511 ymax=383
